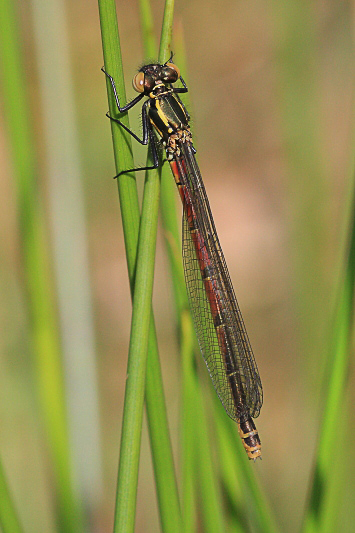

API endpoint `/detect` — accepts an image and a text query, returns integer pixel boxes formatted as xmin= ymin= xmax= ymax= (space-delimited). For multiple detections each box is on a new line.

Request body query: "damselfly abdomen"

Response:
xmin=103 ymin=56 xmax=263 ymax=460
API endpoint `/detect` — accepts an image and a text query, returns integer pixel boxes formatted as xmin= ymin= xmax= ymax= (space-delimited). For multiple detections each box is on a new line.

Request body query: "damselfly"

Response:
xmin=103 ymin=55 xmax=263 ymax=460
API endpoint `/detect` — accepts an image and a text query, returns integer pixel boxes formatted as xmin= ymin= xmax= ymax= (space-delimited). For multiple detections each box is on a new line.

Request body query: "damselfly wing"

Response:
xmin=103 ymin=57 xmax=263 ymax=459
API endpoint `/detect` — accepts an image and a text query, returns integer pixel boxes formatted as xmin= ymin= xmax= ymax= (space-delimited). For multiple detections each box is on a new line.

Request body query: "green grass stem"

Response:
xmin=195 ymin=387 xmax=226 ymax=533
xmin=271 ymin=3 xmax=355 ymax=531
xmin=138 ymin=0 xmax=157 ymax=59
xmin=144 ymin=325 xmax=182 ymax=533
xmin=29 ymin=0 xmax=102 ymax=512
xmin=302 ymin=144 xmax=355 ymax=532
xmin=180 ymin=311 xmax=197 ymax=533
xmin=160 ymin=151 xmax=198 ymax=531
xmin=0 ymin=1 xmax=81 ymax=531
xmin=0 ymin=460 xmax=23 ymax=533
xmin=213 ymin=414 xmax=247 ymax=533
xmin=159 ymin=20 xmax=189 ymax=318
xmin=158 ymin=21 xmax=206 ymax=531
xmin=113 ymin=139 xmax=160 ymax=533
xmin=137 ymin=4 xmax=183 ymax=533
xmin=98 ymin=1 xmax=181 ymax=531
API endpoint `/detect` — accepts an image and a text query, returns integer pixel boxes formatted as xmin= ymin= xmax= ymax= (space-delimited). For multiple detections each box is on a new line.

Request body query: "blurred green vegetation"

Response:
xmin=0 ymin=0 xmax=354 ymax=532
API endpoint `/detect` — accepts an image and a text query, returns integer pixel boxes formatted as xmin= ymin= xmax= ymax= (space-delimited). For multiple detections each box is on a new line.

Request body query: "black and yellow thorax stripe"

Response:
xmin=147 ymin=87 xmax=189 ymax=142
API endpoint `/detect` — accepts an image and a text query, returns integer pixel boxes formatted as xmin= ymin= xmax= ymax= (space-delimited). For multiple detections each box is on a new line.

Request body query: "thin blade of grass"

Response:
xmin=113 ymin=138 xmax=160 ymax=533
xmin=98 ymin=1 xmax=181 ymax=532
xmin=0 ymin=460 xmax=23 ymax=533
xmin=159 ymin=189 xmax=197 ymax=531
xmin=157 ymin=0 xmax=175 ymax=65
xmin=138 ymin=3 xmax=183 ymax=532
xmin=0 ymin=1 xmax=82 ymax=531
xmin=180 ymin=310 xmax=197 ymax=533
xmin=138 ymin=0 xmax=157 ymax=59
xmin=302 ymin=148 xmax=355 ymax=532
xmin=213 ymin=414 xmax=248 ymax=532
xmin=158 ymin=22 xmax=201 ymax=532
xmin=29 ymin=0 xmax=103 ymax=512
xmin=160 ymin=19 xmax=191 ymax=319
xmin=144 ymin=323 xmax=182 ymax=533
xmin=98 ymin=2 xmax=159 ymax=531
xmin=272 ymin=2 xmax=354 ymax=531
xmin=195 ymin=386 xmax=226 ymax=533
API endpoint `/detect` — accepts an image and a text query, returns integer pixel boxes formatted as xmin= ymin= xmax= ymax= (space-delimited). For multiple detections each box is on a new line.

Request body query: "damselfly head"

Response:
xmin=132 ymin=62 xmax=180 ymax=94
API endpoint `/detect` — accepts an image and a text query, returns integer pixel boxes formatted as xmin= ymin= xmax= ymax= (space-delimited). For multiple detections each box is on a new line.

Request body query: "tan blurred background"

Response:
xmin=0 ymin=0 xmax=354 ymax=531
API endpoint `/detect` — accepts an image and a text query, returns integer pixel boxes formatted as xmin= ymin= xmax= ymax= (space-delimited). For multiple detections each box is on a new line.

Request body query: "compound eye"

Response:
xmin=133 ymin=72 xmax=145 ymax=93
xmin=161 ymin=63 xmax=180 ymax=83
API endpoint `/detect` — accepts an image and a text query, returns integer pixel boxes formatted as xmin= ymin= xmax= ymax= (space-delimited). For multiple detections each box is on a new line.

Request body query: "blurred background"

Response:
xmin=0 ymin=0 xmax=354 ymax=532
